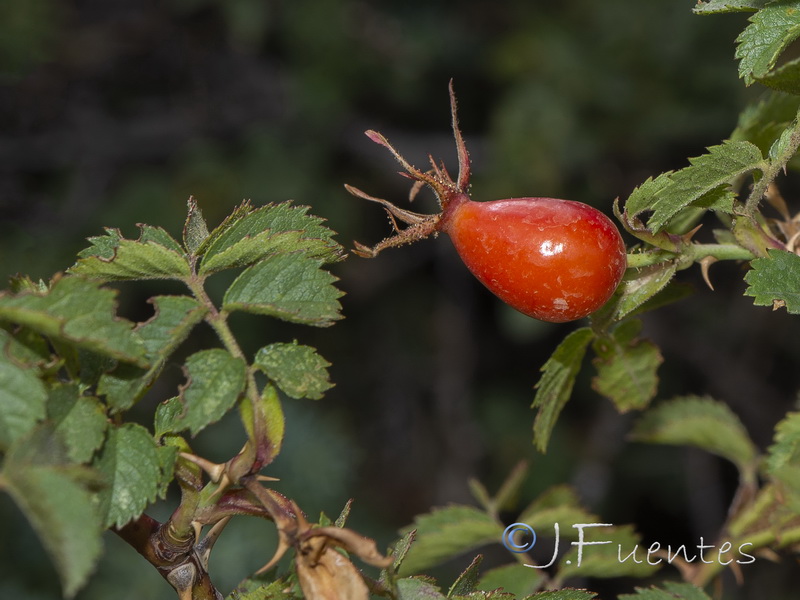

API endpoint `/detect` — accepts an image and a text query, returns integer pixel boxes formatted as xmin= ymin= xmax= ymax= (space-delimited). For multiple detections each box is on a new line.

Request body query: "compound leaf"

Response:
xmin=174 ymin=349 xmax=247 ymax=436
xmin=398 ymin=505 xmax=503 ymax=575
xmin=744 ymin=248 xmax=800 ymax=312
xmin=532 ymin=328 xmax=594 ymax=452
xmin=94 ymin=423 xmax=175 ymax=528
xmin=69 ymin=227 xmax=190 ymax=281
xmin=592 ymin=319 xmax=661 ymax=412
xmin=98 ymin=295 xmax=207 ymax=413
xmin=0 ymin=276 xmax=147 ymax=366
xmin=254 ymin=341 xmax=333 ymax=400
xmin=223 ymin=253 xmax=343 ymax=327
xmin=631 ymin=395 xmax=758 ymax=474
xmin=736 ymin=1 xmax=800 ymax=86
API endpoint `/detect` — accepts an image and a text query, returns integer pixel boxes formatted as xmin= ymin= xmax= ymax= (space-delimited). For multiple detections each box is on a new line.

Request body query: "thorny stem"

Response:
xmin=744 ymin=108 xmax=800 ymax=216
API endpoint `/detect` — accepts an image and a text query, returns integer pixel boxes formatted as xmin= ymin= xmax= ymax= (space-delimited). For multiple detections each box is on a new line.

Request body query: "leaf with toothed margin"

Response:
xmin=0 ymin=276 xmax=147 ymax=367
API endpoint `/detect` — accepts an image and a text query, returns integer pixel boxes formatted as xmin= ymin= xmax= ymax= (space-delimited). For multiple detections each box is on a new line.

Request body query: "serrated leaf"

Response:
xmin=736 ymin=1 xmax=800 ymax=86
xmin=1 ymin=462 xmax=103 ymax=598
xmin=693 ymin=0 xmax=769 ymax=14
xmin=139 ymin=224 xmax=184 ymax=253
xmin=0 ymin=354 xmax=47 ymax=450
xmin=47 ymin=384 xmax=107 ymax=463
xmin=0 ymin=325 xmax=51 ymax=367
xmin=153 ymin=397 xmax=182 ymax=439
xmin=94 ymin=423 xmax=175 ymax=528
xmin=619 ymin=581 xmax=713 ymax=600
xmin=731 ymin=91 xmax=800 ymax=153
xmin=527 ymin=591 xmax=597 ymax=600
xmin=744 ymin=248 xmax=800 ymax=312
xmin=476 ymin=563 xmax=543 ymax=598
xmin=398 ymin=506 xmax=503 ymax=575
xmin=199 ymin=201 xmax=342 ymax=274
xmin=558 ymin=524 xmax=659 ymax=580
xmin=175 ymin=349 xmax=247 ymax=435
xmin=760 ymin=56 xmax=800 ymax=96
xmin=390 ymin=530 xmax=417 ymax=571
xmin=448 ymin=554 xmax=482 ymax=597
xmin=253 ymin=341 xmax=333 ymax=400
xmin=223 ymin=253 xmax=343 ymax=327
xmin=397 ymin=577 xmax=448 ymax=600
xmin=646 ymin=142 xmax=764 ymax=233
xmin=631 ymin=396 xmax=758 ymax=474
xmin=591 ymin=320 xmax=661 ymax=412
xmin=765 ymin=412 xmax=800 ymax=510
xmin=518 ymin=486 xmax=598 ymax=540
xmin=69 ymin=226 xmax=190 ymax=281
xmin=98 ymin=295 xmax=207 ymax=412
xmin=0 ymin=276 xmax=147 ymax=366
xmin=531 ymin=328 xmax=594 ymax=452
xmin=624 ymin=173 xmax=675 ymax=219
xmin=184 ymin=197 xmax=210 ymax=254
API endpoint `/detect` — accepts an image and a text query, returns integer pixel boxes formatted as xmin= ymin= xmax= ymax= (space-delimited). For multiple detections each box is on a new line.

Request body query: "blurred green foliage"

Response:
xmin=1 ymin=1 xmax=798 ymax=599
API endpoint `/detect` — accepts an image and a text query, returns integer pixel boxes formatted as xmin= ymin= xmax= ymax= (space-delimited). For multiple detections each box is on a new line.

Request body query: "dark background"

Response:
xmin=1 ymin=1 xmax=799 ymax=598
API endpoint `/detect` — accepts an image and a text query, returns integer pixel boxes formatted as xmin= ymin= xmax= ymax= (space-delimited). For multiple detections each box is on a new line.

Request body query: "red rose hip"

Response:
xmin=346 ymin=83 xmax=627 ymax=323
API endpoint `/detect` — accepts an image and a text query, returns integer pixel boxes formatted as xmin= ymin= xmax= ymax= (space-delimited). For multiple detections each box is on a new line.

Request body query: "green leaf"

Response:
xmin=98 ymin=295 xmax=207 ymax=412
xmin=531 ymin=328 xmax=594 ymax=452
xmin=765 ymin=412 xmax=800 ymax=510
xmin=69 ymin=226 xmax=190 ymax=281
xmin=731 ymin=91 xmax=800 ymax=153
xmin=518 ymin=485 xmax=599 ymax=540
xmin=0 ymin=276 xmax=147 ymax=366
xmin=94 ymin=423 xmax=175 ymax=528
xmin=527 ymin=591 xmax=597 ymax=600
xmin=223 ymin=253 xmax=343 ymax=327
xmin=645 ymin=141 xmax=764 ymax=233
xmin=558 ymin=524 xmax=659 ymax=580
xmin=199 ymin=201 xmax=342 ymax=274
xmin=619 ymin=581 xmax=713 ymax=600
xmin=0 ymin=325 xmax=51 ymax=367
xmin=744 ymin=248 xmax=800 ymax=312
xmin=398 ymin=505 xmax=503 ymax=575
xmin=175 ymin=349 xmax=247 ymax=435
xmin=623 ymin=173 xmax=676 ymax=220
xmin=139 ymin=224 xmax=185 ymax=254
xmin=591 ymin=320 xmax=661 ymax=412
xmin=389 ymin=530 xmax=417 ymax=571
xmin=47 ymin=384 xmax=107 ymax=463
xmin=397 ymin=577 xmax=447 ymax=600
xmin=239 ymin=383 xmax=285 ymax=466
xmin=694 ymin=0 xmax=769 ymax=14
xmin=476 ymin=563 xmax=543 ymax=598
xmin=0 ymin=354 xmax=47 ymax=450
xmin=183 ymin=196 xmax=210 ymax=255
xmin=612 ymin=261 xmax=679 ymax=320
xmin=253 ymin=341 xmax=333 ymax=400
xmin=448 ymin=554 xmax=482 ymax=597
xmin=1 ymin=461 xmax=103 ymax=598
xmin=736 ymin=1 xmax=800 ymax=86
xmin=631 ymin=395 xmax=758 ymax=474
xmin=154 ymin=397 xmax=183 ymax=439
xmin=227 ymin=578 xmax=298 ymax=600
xmin=760 ymin=56 xmax=800 ymax=95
